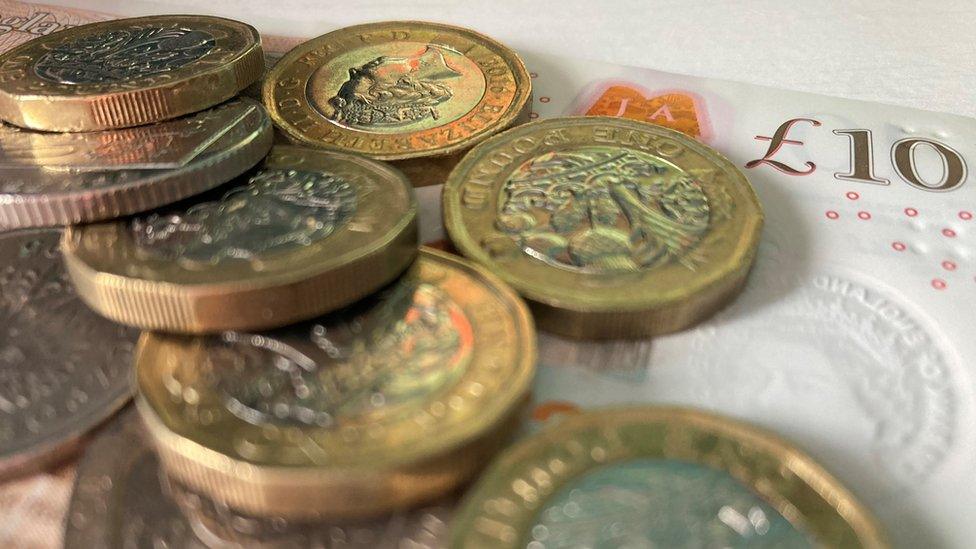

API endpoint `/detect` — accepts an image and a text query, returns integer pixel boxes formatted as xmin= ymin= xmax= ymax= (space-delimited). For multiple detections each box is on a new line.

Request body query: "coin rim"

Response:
xmin=0 ymin=15 xmax=264 ymax=131
xmin=62 ymin=407 xmax=145 ymax=549
xmin=449 ymin=405 xmax=889 ymax=549
xmin=135 ymin=246 xmax=536 ymax=466
xmin=442 ymin=115 xmax=765 ymax=313
xmin=0 ymin=98 xmax=273 ymax=228
xmin=133 ymin=248 xmax=536 ymax=518
xmin=61 ymin=145 xmax=420 ymax=333
xmin=263 ymin=20 xmax=532 ymax=161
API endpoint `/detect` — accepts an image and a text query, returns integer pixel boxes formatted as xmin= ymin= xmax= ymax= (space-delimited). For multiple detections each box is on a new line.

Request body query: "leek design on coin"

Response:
xmin=134 ymin=248 xmax=536 ymax=519
xmin=64 ymin=410 xmax=454 ymax=549
xmin=0 ymin=98 xmax=272 ymax=229
xmin=62 ymin=145 xmax=418 ymax=334
xmin=451 ymin=407 xmax=888 ymax=549
xmin=0 ymin=230 xmax=137 ymax=480
xmin=264 ymin=21 xmax=531 ymax=186
xmin=0 ymin=15 xmax=264 ymax=131
xmin=443 ymin=116 xmax=764 ymax=338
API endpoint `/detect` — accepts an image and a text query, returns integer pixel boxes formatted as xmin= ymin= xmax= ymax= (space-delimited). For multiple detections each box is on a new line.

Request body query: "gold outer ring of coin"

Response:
xmin=0 ymin=15 xmax=264 ymax=131
xmin=134 ymin=247 xmax=537 ymax=519
xmin=450 ymin=406 xmax=889 ymax=549
xmin=61 ymin=145 xmax=419 ymax=334
xmin=263 ymin=21 xmax=532 ymax=186
xmin=443 ymin=115 xmax=764 ymax=339
xmin=0 ymin=98 xmax=273 ymax=229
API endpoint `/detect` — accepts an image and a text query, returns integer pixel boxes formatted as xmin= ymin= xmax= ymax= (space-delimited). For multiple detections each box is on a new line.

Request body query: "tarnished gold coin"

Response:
xmin=62 ymin=145 xmax=417 ymax=334
xmin=0 ymin=15 xmax=263 ymax=131
xmin=0 ymin=98 xmax=272 ymax=228
xmin=134 ymin=248 xmax=536 ymax=519
xmin=443 ymin=116 xmax=763 ymax=339
xmin=264 ymin=21 xmax=531 ymax=186
xmin=452 ymin=406 xmax=888 ymax=549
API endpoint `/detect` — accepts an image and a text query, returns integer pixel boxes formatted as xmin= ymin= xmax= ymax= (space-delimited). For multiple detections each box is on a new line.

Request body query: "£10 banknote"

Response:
xmin=0 ymin=2 xmax=973 ymax=548
xmin=523 ymin=57 xmax=974 ymax=549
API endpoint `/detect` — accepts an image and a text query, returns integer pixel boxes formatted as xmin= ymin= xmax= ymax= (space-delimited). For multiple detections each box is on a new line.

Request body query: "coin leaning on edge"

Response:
xmin=442 ymin=115 xmax=764 ymax=339
xmin=450 ymin=406 xmax=889 ymax=549
xmin=0 ymin=97 xmax=273 ymax=229
xmin=0 ymin=229 xmax=138 ymax=481
xmin=61 ymin=144 xmax=419 ymax=334
xmin=0 ymin=15 xmax=264 ymax=131
xmin=263 ymin=20 xmax=532 ymax=187
xmin=134 ymin=247 xmax=537 ymax=519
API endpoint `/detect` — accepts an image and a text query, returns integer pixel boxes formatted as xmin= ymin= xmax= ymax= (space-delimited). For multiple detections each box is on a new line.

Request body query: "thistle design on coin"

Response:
xmin=443 ymin=116 xmax=762 ymax=338
xmin=34 ymin=26 xmax=216 ymax=84
xmin=497 ymin=147 xmax=720 ymax=273
xmin=133 ymin=168 xmax=358 ymax=264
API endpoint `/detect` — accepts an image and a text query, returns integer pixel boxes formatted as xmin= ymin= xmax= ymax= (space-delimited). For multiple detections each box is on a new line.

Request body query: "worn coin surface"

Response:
xmin=64 ymin=409 xmax=454 ymax=549
xmin=443 ymin=116 xmax=764 ymax=339
xmin=0 ymin=15 xmax=263 ymax=131
xmin=0 ymin=229 xmax=137 ymax=480
xmin=135 ymin=248 xmax=536 ymax=519
xmin=264 ymin=21 xmax=531 ymax=186
xmin=451 ymin=406 xmax=888 ymax=549
xmin=0 ymin=98 xmax=273 ymax=229
xmin=62 ymin=144 xmax=418 ymax=334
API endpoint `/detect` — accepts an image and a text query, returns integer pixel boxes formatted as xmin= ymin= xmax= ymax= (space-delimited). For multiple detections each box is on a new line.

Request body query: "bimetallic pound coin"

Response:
xmin=0 ymin=229 xmax=137 ymax=480
xmin=64 ymin=409 xmax=454 ymax=549
xmin=134 ymin=248 xmax=536 ymax=519
xmin=0 ymin=98 xmax=273 ymax=229
xmin=264 ymin=21 xmax=531 ymax=186
xmin=451 ymin=407 xmax=888 ymax=549
xmin=62 ymin=144 xmax=418 ymax=334
xmin=0 ymin=15 xmax=263 ymax=131
xmin=443 ymin=116 xmax=764 ymax=339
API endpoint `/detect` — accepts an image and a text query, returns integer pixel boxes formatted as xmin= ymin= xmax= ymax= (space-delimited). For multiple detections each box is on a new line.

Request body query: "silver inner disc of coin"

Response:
xmin=0 ymin=229 xmax=136 ymax=477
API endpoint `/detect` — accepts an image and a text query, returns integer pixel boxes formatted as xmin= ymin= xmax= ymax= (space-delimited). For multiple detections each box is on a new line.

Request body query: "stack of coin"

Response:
xmin=0 ymin=11 xmax=883 ymax=549
xmin=61 ymin=144 xmax=419 ymax=333
xmin=0 ymin=16 xmax=271 ymax=229
xmin=0 ymin=13 xmax=540 ymax=535
xmin=133 ymin=248 xmax=535 ymax=519
xmin=0 ymin=14 xmax=271 ymax=480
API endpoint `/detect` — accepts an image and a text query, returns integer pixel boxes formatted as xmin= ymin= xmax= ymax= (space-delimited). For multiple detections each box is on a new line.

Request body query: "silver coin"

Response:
xmin=0 ymin=229 xmax=137 ymax=479
xmin=0 ymin=97 xmax=273 ymax=229
xmin=65 ymin=409 xmax=453 ymax=549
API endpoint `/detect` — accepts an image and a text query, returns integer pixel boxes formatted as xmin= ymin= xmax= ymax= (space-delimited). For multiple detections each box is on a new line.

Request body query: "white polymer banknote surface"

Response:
xmin=316 ymin=41 xmax=976 ymax=549
xmin=0 ymin=2 xmax=972 ymax=547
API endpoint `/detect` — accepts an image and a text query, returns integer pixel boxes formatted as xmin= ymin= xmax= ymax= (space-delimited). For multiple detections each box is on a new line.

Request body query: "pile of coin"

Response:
xmin=0 ymin=14 xmax=887 ymax=549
